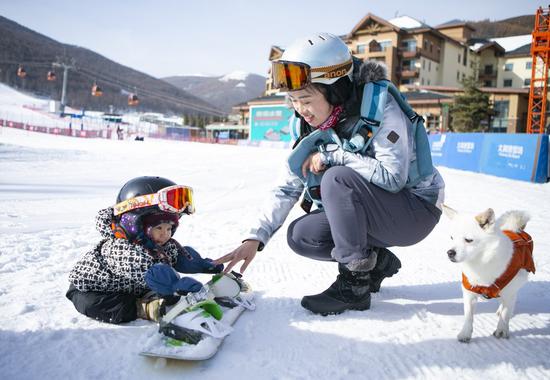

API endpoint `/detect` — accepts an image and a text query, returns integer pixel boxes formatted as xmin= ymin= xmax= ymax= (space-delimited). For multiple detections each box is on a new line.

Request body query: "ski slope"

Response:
xmin=0 ymin=127 xmax=549 ymax=380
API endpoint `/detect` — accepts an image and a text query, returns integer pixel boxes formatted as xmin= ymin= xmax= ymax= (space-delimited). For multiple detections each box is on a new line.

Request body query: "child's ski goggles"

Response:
xmin=271 ymin=60 xmax=311 ymax=92
xmin=113 ymin=185 xmax=195 ymax=216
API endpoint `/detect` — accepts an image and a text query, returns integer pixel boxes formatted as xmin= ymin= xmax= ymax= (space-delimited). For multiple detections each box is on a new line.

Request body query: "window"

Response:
xmin=402 ymin=59 xmax=416 ymax=70
xmin=483 ymin=80 xmax=492 ymax=87
xmin=504 ymin=63 xmax=513 ymax=71
xmin=357 ymin=44 xmax=366 ymax=54
xmin=428 ymin=61 xmax=431 ymax=71
xmin=524 ymin=78 xmax=531 ymax=86
xmin=422 ymin=59 xmax=425 ymax=69
xmin=458 ymin=54 xmax=461 ymax=63
xmin=526 ymin=62 xmax=532 ymax=69
xmin=492 ymin=100 xmax=509 ymax=132
xmin=427 ymin=79 xmax=431 ymax=85
xmin=401 ymin=39 xmax=417 ymax=52
xmin=484 ymin=65 xmax=493 ymax=75
xmin=457 ymin=71 xmax=460 ymax=80
xmin=378 ymin=40 xmax=392 ymax=51
xmin=421 ymin=78 xmax=425 ymax=85
xmin=503 ymin=79 xmax=513 ymax=87
xmin=424 ymin=40 xmax=428 ymax=49
xmin=401 ymin=78 xmax=412 ymax=85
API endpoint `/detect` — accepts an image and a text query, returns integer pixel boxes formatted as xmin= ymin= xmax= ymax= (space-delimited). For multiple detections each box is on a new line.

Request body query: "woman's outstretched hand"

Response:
xmin=213 ymin=240 xmax=260 ymax=274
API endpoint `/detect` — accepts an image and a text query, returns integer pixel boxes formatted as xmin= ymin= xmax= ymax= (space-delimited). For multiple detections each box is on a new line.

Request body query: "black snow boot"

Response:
xmin=367 ymin=248 xmax=401 ymax=293
xmin=301 ymin=264 xmax=371 ymax=316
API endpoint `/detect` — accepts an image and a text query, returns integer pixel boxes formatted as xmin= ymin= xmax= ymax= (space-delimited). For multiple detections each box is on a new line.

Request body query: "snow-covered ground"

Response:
xmin=1 ymin=125 xmax=549 ymax=380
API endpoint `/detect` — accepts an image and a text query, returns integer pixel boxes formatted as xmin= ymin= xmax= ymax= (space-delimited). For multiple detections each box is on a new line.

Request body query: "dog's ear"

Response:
xmin=442 ymin=204 xmax=458 ymax=220
xmin=475 ymin=208 xmax=495 ymax=230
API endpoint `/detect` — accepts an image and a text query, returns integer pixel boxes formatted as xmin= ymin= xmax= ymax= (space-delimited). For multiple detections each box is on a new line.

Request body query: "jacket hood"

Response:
xmin=353 ymin=58 xmax=388 ymax=85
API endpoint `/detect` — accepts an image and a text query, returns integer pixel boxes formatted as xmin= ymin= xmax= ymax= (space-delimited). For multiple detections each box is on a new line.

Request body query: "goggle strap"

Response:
xmin=113 ymin=193 xmax=159 ymax=216
xmin=310 ymin=58 xmax=353 ymax=73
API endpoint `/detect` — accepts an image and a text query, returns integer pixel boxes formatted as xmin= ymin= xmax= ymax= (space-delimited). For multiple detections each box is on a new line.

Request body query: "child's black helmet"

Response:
xmin=116 ymin=176 xmax=177 ymax=205
xmin=113 ymin=176 xmax=182 ymax=243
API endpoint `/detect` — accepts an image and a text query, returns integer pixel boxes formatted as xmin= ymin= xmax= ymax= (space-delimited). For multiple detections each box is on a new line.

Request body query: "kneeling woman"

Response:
xmin=215 ymin=33 xmax=445 ymax=315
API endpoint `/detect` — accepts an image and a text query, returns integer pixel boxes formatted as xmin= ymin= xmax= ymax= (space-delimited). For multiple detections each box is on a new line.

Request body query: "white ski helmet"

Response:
xmin=272 ymin=33 xmax=353 ymax=91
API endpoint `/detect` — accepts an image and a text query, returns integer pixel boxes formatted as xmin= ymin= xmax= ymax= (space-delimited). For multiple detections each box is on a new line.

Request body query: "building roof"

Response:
xmin=388 ymin=15 xmax=429 ymax=30
xmin=505 ymin=43 xmax=531 ymax=57
xmin=490 ymin=34 xmax=532 ymax=52
xmin=407 ymin=84 xmax=529 ymax=95
xmin=403 ymin=90 xmax=452 ymax=101
xmin=246 ymin=94 xmax=287 ymax=105
xmin=471 ymin=40 xmax=506 ymax=54
xmin=349 ymin=13 xmax=402 ymax=36
xmin=435 ymin=19 xmax=476 ymax=31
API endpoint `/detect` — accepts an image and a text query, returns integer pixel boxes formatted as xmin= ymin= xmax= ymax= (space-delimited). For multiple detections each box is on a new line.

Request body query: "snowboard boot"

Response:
xmin=136 ymin=292 xmax=164 ymax=322
xmin=367 ymin=248 xmax=401 ymax=293
xmin=301 ymin=264 xmax=371 ymax=316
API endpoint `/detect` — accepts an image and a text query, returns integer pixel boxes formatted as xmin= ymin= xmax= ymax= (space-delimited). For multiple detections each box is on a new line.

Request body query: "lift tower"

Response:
xmin=527 ymin=6 xmax=550 ymax=134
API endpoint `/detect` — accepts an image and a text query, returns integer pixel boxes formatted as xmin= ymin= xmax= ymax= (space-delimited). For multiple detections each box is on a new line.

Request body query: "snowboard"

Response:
xmin=140 ymin=273 xmax=255 ymax=361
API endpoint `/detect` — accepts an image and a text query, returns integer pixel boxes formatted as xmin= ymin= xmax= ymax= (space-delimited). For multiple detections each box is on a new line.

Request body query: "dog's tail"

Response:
xmin=497 ymin=210 xmax=530 ymax=232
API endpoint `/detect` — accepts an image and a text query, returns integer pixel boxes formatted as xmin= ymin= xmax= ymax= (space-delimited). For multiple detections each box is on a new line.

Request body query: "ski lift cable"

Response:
xmin=76 ymin=67 xmax=226 ymax=116
xmin=0 ymin=60 xmax=227 ymax=116
xmin=76 ymin=67 xmax=225 ymax=116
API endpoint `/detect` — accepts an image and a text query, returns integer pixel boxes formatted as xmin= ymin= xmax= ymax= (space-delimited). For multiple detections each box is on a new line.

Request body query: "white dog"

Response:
xmin=443 ymin=205 xmax=535 ymax=342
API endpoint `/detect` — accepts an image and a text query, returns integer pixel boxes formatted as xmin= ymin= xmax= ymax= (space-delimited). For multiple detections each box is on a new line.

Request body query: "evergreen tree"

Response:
xmin=449 ymin=76 xmax=493 ymax=132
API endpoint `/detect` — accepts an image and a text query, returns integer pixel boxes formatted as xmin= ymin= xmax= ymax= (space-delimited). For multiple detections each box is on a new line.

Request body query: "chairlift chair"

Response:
xmin=128 ymin=93 xmax=139 ymax=106
xmin=17 ymin=66 xmax=27 ymax=78
xmin=91 ymin=83 xmax=103 ymax=97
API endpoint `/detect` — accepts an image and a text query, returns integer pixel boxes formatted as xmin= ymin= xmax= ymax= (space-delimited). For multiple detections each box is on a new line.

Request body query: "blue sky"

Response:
xmin=0 ymin=0 xmax=542 ymax=78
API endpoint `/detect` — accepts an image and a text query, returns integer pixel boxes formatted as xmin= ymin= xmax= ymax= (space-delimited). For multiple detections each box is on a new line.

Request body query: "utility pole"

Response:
xmin=52 ymin=57 xmax=76 ymax=114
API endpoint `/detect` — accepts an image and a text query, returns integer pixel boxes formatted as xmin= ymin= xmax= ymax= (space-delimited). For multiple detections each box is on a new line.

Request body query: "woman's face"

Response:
xmin=288 ymin=86 xmax=333 ymax=127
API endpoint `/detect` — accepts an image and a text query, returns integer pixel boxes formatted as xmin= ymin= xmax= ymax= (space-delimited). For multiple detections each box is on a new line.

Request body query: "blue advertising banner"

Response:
xmin=428 ymin=133 xmax=549 ymax=183
xmin=444 ymin=133 xmax=485 ymax=172
xmin=249 ymin=105 xmax=294 ymax=142
xmin=428 ymin=133 xmax=448 ymax=167
xmin=479 ymin=133 xmax=548 ymax=183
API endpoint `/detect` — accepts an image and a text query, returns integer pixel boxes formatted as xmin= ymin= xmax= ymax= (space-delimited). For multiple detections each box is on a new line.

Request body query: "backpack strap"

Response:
xmin=355 ymin=80 xmax=434 ymax=186
xmin=344 ymin=81 xmax=389 ymax=154
xmin=386 ymin=82 xmax=434 ymax=185
xmin=288 ymin=114 xmax=302 ymax=143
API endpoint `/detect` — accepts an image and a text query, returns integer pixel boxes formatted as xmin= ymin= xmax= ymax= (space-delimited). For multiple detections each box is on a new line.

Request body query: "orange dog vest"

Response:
xmin=462 ymin=230 xmax=535 ymax=299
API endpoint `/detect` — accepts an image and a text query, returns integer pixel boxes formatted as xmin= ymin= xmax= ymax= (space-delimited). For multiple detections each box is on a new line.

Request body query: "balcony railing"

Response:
xmin=400 ymin=48 xmax=421 ymax=58
xmin=399 ymin=68 xmax=420 ymax=78
xmin=479 ymin=71 xmax=497 ymax=80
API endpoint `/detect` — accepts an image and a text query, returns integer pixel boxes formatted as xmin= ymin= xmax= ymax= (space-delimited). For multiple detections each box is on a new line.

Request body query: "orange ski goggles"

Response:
xmin=113 ymin=185 xmax=194 ymax=216
xmin=271 ymin=60 xmax=311 ymax=92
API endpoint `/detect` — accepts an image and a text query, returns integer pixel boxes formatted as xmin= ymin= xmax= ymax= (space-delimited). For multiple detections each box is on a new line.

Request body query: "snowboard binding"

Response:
xmin=155 ymin=272 xmax=254 ymax=345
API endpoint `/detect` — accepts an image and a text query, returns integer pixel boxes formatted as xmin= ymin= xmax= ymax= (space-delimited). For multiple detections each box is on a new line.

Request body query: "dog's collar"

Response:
xmin=462 ymin=230 xmax=535 ymax=299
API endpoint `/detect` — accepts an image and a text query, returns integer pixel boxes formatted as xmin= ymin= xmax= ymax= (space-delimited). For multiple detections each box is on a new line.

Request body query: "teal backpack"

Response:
xmin=287 ymin=80 xmax=434 ymax=211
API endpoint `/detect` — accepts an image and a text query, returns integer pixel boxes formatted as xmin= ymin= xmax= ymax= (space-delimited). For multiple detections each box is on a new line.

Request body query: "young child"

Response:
xmin=66 ymin=176 xmax=222 ymax=324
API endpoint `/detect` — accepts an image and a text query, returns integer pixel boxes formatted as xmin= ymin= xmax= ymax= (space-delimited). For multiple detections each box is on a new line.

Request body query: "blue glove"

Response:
xmin=175 ymin=246 xmax=224 ymax=274
xmin=145 ymin=263 xmax=203 ymax=296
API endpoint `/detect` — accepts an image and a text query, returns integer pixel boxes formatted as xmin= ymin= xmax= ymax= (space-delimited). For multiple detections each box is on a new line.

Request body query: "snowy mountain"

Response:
xmin=0 ymin=15 xmax=221 ymax=116
xmin=163 ymin=71 xmax=266 ymax=113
